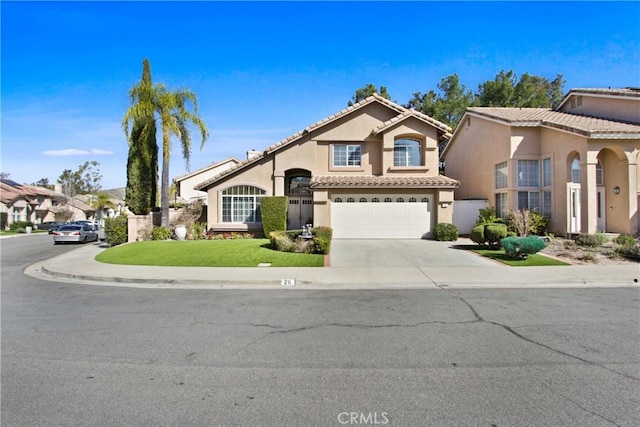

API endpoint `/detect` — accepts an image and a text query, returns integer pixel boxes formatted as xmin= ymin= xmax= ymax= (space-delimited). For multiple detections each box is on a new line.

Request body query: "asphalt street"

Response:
xmin=1 ymin=235 xmax=639 ymax=426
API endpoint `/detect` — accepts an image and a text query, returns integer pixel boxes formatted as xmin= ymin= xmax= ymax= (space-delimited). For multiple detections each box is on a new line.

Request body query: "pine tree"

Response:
xmin=124 ymin=58 xmax=158 ymax=215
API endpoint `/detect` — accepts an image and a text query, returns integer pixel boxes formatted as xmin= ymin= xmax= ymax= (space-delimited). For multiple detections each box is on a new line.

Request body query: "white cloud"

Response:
xmin=42 ymin=148 xmax=114 ymax=156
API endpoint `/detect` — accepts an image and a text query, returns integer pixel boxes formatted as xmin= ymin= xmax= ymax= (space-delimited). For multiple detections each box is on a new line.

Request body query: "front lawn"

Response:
xmin=95 ymin=239 xmax=325 ymax=267
xmin=463 ymin=245 xmax=570 ymax=267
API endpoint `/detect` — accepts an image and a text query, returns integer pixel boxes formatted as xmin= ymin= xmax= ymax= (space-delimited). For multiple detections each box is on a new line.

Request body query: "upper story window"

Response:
xmin=517 ymin=159 xmax=540 ymax=187
xmin=333 ymin=144 xmax=361 ymax=167
xmin=393 ymin=139 xmax=421 ymax=167
xmin=495 ymin=162 xmax=508 ymax=189
xmin=221 ymin=185 xmax=265 ymax=223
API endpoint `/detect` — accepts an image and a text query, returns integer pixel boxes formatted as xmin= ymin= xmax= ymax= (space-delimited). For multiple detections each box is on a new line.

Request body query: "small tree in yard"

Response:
xmin=261 ymin=196 xmax=288 ymax=237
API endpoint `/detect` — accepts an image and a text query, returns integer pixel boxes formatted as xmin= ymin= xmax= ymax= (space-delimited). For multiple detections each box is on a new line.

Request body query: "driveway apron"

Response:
xmin=329 ymin=239 xmax=499 ymax=268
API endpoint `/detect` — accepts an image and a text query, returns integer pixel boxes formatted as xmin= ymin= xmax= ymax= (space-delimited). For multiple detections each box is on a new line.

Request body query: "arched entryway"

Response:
xmin=285 ymin=169 xmax=312 ymax=230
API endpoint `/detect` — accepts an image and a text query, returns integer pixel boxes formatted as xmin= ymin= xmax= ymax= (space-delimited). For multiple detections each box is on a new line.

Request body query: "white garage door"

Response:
xmin=331 ymin=196 xmax=432 ymax=239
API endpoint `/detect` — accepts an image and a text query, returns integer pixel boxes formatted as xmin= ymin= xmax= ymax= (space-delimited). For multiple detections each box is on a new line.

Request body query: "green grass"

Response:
xmin=95 ymin=239 xmax=325 ymax=267
xmin=459 ymin=245 xmax=570 ymax=266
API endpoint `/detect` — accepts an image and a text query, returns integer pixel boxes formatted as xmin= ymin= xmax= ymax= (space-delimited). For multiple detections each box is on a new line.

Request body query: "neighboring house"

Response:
xmin=0 ymin=179 xmax=95 ymax=228
xmin=195 ymin=94 xmax=459 ymax=238
xmin=173 ymin=157 xmax=241 ymax=203
xmin=442 ymin=87 xmax=640 ymax=236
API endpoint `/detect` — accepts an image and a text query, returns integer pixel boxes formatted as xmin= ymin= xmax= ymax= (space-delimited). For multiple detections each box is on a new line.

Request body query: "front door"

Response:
xmin=288 ymin=197 xmax=313 ymax=230
xmin=597 ymin=187 xmax=606 ymax=232
xmin=569 ymin=185 xmax=581 ymax=234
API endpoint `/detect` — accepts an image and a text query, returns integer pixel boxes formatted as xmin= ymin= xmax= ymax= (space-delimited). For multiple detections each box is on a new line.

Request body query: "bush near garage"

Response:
xmin=432 ymin=223 xmax=459 ymax=241
xmin=104 ymin=215 xmax=128 ymax=246
xmin=269 ymin=226 xmax=333 ymax=255
xmin=260 ymin=196 xmax=288 ymax=237
xmin=501 ymin=236 xmax=547 ymax=259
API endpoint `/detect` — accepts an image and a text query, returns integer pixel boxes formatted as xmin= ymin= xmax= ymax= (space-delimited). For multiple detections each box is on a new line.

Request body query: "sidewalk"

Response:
xmin=25 ymin=241 xmax=640 ymax=290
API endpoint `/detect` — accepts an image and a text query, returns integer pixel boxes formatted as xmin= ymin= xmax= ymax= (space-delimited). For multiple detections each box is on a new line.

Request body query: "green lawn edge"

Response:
xmin=95 ymin=239 xmax=325 ymax=267
xmin=459 ymin=245 xmax=570 ymax=267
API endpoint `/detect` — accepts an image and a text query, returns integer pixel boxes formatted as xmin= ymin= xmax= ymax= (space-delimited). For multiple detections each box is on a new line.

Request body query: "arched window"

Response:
xmin=287 ymin=175 xmax=311 ymax=195
xmin=359 ymin=197 xmax=367 ymax=203
xmin=396 ymin=197 xmax=404 ymax=202
xmin=221 ymin=186 xmax=266 ymax=223
xmin=571 ymin=157 xmax=581 ymax=183
xmin=394 ymin=138 xmax=421 ymax=167
xmin=384 ymin=197 xmax=392 ymax=203
xmin=409 ymin=197 xmax=417 ymax=202
xmin=371 ymin=198 xmax=379 ymax=203
xmin=334 ymin=198 xmax=342 ymax=203
xmin=346 ymin=197 xmax=355 ymax=203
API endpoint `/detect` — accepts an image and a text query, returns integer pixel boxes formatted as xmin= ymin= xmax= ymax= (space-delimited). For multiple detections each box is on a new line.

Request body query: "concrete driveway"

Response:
xmin=329 ymin=239 xmax=499 ymax=268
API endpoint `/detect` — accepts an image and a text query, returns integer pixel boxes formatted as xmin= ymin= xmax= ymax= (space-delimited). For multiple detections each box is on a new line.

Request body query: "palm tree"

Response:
xmin=123 ymin=83 xmax=209 ymax=227
xmin=91 ymin=192 xmax=116 ymax=228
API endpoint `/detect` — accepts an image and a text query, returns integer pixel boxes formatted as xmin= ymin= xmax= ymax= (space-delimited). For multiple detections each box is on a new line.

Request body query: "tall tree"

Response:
xmin=405 ymin=74 xmax=475 ymax=128
xmin=31 ymin=178 xmax=54 ymax=189
xmin=123 ymin=83 xmax=209 ymax=227
xmin=57 ymin=161 xmax=102 ymax=197
xmin=124 ymin=59 xmax=158 ymax=215
xmin=348 ymin=83 xmax=391 ymax=106
xmin=476 ymin=70 xmax=566 ymax=108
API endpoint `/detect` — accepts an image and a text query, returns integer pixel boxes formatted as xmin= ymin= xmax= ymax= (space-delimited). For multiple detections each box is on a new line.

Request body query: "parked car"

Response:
xmin=72 ymin=220 xmax=99 ymax=231
xmin=52 ymin=224 xmax=99 ymax=244
xmin=37 ymin=221 xmax=65 ymax=233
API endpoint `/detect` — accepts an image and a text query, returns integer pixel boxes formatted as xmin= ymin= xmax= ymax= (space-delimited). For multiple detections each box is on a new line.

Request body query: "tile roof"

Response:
xmin=310 ymin=175 xmax=459 ymax=189
xmin=195 ymin=94 xmax=451 ymax=190
xmin=373 ymin=110 xmax=452 ymax=138
xmin=567 ymin=87 xmax=640 ymax=98
xmin=466 ymin=107 xmax=640 ymax=138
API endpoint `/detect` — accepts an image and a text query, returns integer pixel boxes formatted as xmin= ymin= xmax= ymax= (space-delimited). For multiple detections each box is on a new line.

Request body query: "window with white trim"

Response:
xmin=333 ymin=144 xmax=361 ymax=167
xmin=571 ymin=157 xmax=581 ymax=183
xmin=221 ymin=186 xmax=265 ymax=223
xmin=517 ymin=159 xmax=540 ymax=187
xmin=495 ymin=162 xmax=508 ymax=189
xmin=393 ymin=138 xmax=421 ymax=167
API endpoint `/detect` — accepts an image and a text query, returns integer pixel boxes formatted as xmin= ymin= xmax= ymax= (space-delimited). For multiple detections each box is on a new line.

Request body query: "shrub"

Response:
xmin=470 ymin=225 xmax=486 ymax=245
xmin=14 ymin=227 xmax=26 ymax=234
xmin=507 ymin=209 xmax=550 ymax=236
xmin=189 ymin=222 xmax=207 ymax=240
xmin=501 ymin=236 xmax=547 ymax=259
xmin=260 ymin=196 xmax=288 ymax=236
xmin=312 ymin=226 xmax=333 ymax=254
xmin=151 ymin=226 xmax=172 ymax=241
xmin=575 ymin=233 xmax=608 ymax=248
xmin=616 ymin=242 xmax=640 ymax=260
xmin=9 ymin=221 xmax=34 ymax=231
xmin=485 ymin=224 xmax=508 ymax=249
xmin=614 ymin=234 xmax=637 ymax=246
xmin=104 ymin=216 xmax=128 ymax=246
xmin=270 ymin=231 xmax=296 ymax=252
xmin=476 ymin=206 xmax=501 ymax=225
xmin=432 ymin=223 xmax=459 ymax=241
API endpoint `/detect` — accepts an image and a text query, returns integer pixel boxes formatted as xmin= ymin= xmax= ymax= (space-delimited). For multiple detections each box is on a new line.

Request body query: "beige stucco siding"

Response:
xmin=559 ymin=94 xmax=640 ymax=124
xmin=444 ymin=118 xmax=511 ymax=201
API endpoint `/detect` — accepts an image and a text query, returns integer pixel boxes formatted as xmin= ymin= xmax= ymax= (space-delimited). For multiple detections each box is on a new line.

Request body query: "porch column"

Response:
xmin=628 ymin=159 xmax=638 ymax=235
xmin=584 ymin=159 xmax=598 ymax=234
xmin=273 ymin=171 xmax=285 ymax=196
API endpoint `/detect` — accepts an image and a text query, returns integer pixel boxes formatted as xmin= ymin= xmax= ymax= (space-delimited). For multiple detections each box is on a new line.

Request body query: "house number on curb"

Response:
xmin=281 ymin=279 xmax=295 ymax=287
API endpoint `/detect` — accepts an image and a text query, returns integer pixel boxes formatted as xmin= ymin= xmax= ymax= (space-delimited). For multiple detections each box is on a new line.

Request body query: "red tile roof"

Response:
xmin=310 ymin=175 xmax=459 ymax=189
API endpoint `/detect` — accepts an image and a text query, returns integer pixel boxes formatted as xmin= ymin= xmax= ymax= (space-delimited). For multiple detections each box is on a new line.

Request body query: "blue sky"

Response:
xmin=2 ymin=1 xmax=639 ymax=190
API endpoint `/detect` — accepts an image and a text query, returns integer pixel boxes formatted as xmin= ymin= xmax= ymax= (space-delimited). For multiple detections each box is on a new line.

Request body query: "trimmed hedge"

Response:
xmin=575 ymin=233 xmax=608 ymax=248
xmin=501 ymin=236 xmax=547 ymax=259
xmin=261 ymin=197 xmax=288 ymax=236
xmin=9 ymin=220 xmax=34 ymax=231
xmin=432 ymin=223 xmax=459 ymax=241
xmin=104 ymin=216 xmax=128 ymax=246
xmin=471 ymin=223 xmax=507 ymax=249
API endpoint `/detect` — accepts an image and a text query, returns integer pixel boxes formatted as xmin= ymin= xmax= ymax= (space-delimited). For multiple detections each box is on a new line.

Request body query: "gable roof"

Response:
xmin=466 ymin=107 xmax=640 ymax=138
xmin=557 ymin=87 xmax=640 ymax=111
xmin=173 ymin=157 xmax=241 ymax=183
xmin=195 ymin=94 xmax=451 ymax=190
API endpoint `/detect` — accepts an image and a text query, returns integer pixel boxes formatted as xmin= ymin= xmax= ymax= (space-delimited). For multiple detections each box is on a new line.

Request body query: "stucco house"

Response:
xmin=194 ymin=94 xmax=459 ymax=238
xmin=442 ymin=88 xmax=640 ymax=236
xmin=0 ymin=179 xmax=95 ymax=228
xmin=173 ymin=157 xmax=241 ymax=203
